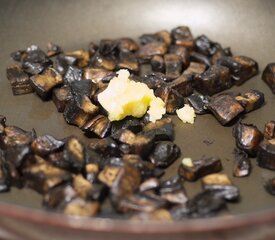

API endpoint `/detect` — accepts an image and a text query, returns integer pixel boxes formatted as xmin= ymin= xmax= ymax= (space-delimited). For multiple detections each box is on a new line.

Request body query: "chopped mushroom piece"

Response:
xmin=257 ymin=139 xmax=275 ymax=170
xmin=84 ymin=67 xmax=115 ymax=83
xmin=233 ymin=121 xmax=263 ymax=157
xmin=82 ymin=114 xmax=111 ymax=138
xmin=169 ymin=45 xmax=190 ymax=69
xmin=264 ymin=178 xmax=275 ymax=196
xmin=151 ymin=55 xmax=165 ymax=72
xmin=262 ymin=63 xmax=275 ymax=93
xmin=164 ymin=54 xmax=183 ymax=80
xmin=52 ymin=86 xmax=73 ymax=113
xmin=46 ymin=42 xmax=62 ymax=57
xmin=195 ymin=35 xmax=222 ymax=57
xmin=264 ymin=121 xmax=275 ymax=140
xmin=30 ymin=68 xmax=63 ymax=100
xmin=208 ymin=94 xmax=244 ymax=125
xmin=178 ymin=157 xmax=222 ymax=181
xmin=233 ymin=149 xmax=251 ymax=177
xmin=63 ymin=66 xmax=83 ymax=85
xmin=65 ymin=49 xmax=90 ymax=68
xmin=167 ymin=73 xmax=193 ymax=97
xmin=6 ymin=64 xmax=33 ymax=95
xmin=0 ymin=153 xmax=11 ymax=192
xmin=63 ymin=198 xmax=99 ymax=217
xmin=171 ymin=26 xmax=194 ymax=49
xmin=186 ymin=93 xmax=210 ymax=115
xmin=137 ymin=42 xmax=167 ymax=62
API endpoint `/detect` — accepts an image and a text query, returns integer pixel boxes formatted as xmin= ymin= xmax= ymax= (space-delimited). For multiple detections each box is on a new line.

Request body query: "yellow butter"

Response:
xmin=176 ymin=104 xmax=196 ymax=124
xmin=98 ymin=69 xmax=165 ymax=122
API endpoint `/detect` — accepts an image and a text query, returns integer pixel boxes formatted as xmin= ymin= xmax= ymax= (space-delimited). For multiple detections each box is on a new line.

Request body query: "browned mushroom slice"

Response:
xmin=72 ymin=174 xmax=94 ymax=199
xmin=3 ymin=144 xmax=31 ymax=168
xmin=262 ymin=63 xmax=275 ymax=93
xmin=22 ymin=45 xmax=52 ymax=75
xmin=137 ymin=42 xmax=167 ymax=62
xmin=31 ymin=135 xmax=64 ymax=157
xmin=167 ymin=73 xmax=193 ymax=97
xmin=85 ymin=163 xmax=99 ymax=183
xmin=6 ymin=64 xmax=33 ymax=95
xmin=111 ymin=116 xmax=142 ymax=135
xmin=149 ymin=141 xmax=180 ymax=168
xmin=55 ymin=54 xmax=77 ymax=76
xmin=63 ymin=198 xmax=100 ymax=217
xmin=233 ymin=149 xmax=251 ymax=177
xmin=151 ymin=55 xmax=164 ymax=72
xmin=164 ymin=54 xmax=183 ymax=80
xmin=186 ymin=93 xmax=210 ymax=115
xmin=159 ymin=176 xmax=188 ymax=204
xmin=235 ymin=89 xmax=265 ymax=113
xmin=23 ymin=155 xmax=72 ymax=194
xmin=0 ymin=153 xmax=11 ymax=192
xmin=113 ymin=129 xmax=154 ymax=158
xmin=5 ymin=160 xmax=24 ymax=188
xmin=139 ymin=33 xmax=162 ymax=45
xmin=207 ymin=94 xmax=244 ymax=125
xmin=156 ymin=30 xmax=172 ymax=46
xmin=117 ymin=38 xmax=139 ymax=52
xmin=178 ymin=157 xmax=222 ymax=181
xmin=1 ymin=126 xmax=35 ymax=149
xmin=89 ymin=137 xmax=119 ymax=157
xmin=10 ymin=50 xmax=26 ymax=62
xmin=83 ymin=67 xmax=115 ymax=83
xmin=171 ymin=26 xmax=194 ymax=49
xmin=233 ymin=121 xmax=263 ymax=156
xmin=183 ymin=61 xmax=207 ymax=77
xmin=112 ymin=192 xmax=166 ymax=213
xmin=211 ymin=47 xmax=232 ymax=64
xmin=195 ymin=35 xmax=222 ymax=57
xmin=43 ymin=183 xmax=77 ymax=209
xmin=117 ymin=52 xmax=139 ymax=73
xmin=98 ymin=165 xmax=121 ymax=187
xmin=63 ymin=96 xmax=99 ymax=128
xmin=139 ymin=178 xmax=160 ymax=192
xmin=195 ymin=65 xmax=232 ymax=96
xmin=82 ymin=114 xmax=111 ymax=138
xmin=135 ymin=72 xmax=167 ymax=90
xmin=98 ymin=39 xmax=119 ymax=57
xmin=155 ymin=86 xmax=184 ymax=114
xmin=70 ymin=79 xmax=98 ymax=99
xmin=52 ymin=86 xmax=73 ymax=113
xmin=47 ymin=151 xmax=69 ymax=170
xmin=257 ymin=139 xmax=275 ymax=170
xmin=46 ymin=42 xmax=62 ymax=57
xmin=169 ymin=45 xmax=190 ymax=70
xmin=264 ymin=178 xmax=275 ymax=196
xmin=142 ymin=117 xmax=174 ymax=141
xmin=30 ymin=68 xmax=63 ymax=100
xmin=217 ymin=56 xmax=258 ymax=85
xmin=264 ymin=121 xmax=275 ymax=140
xmin=190 ymin=51 xmax=212 ymax=67
xmin=171 ymin=190 xmax=226 ymax=219
xmin=65 ymin=49 xmax=90 ymax=68
xmin=63 ymin=136 xmax=86 ymax=172
xmin=90 ymin=52 xmax=116 ymax=71
xmin=201 ymin=173 xmax=239 ymax=201
xmin=131 ymin=209 xmax=172 ymax=221
xmin=63 ymin=66 xmax=83 ymax=85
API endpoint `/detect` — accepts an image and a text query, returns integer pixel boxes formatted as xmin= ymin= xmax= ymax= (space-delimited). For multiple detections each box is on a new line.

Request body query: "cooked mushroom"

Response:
xmin=70 ymin=79 xmax=97 ymax=99
xmin=3 ymin=144 xmax=31 ymax=168
xmin=149 ymin=141 xmax=180 ymax=168
xmin=171 ymin=26 xmax=194 ymax=49
xmin=233 ymin=121 xmax=263 ymax=156
xmin=117 ymin=38 xmax=139 ymax=52
xmin=167 ymin=74 xmax=193 ymax=97
xmin=6 ymin=160 xmax=24 ymax=188
xmin=195 ymin=65 xmax=232 ymax=96
xmin=22 ymin=155 xmax=72 ymax=194
xmin=6 ymin=64 xmax=34 ymax=95
xmin=186 ymin=93 xmax=210 ymax=114
xmin=46 ymin=42 xmax=62 ymax=57
xmin=31 ymin=135 xmax=64 ymax=157
xmin=264 ymin=121 xmax=275 ymax=140
xmin=155 ymin=86 xmax=184 ymax=114
xmin=190 ymin=51 xmax=212 ymax=67
xmin=142 ymin=117 xmax=174 ymax=141
xmin=235 ymin=89 xmax=265 ymax=113
xmin=98 ymin=39 xmax=119 ymax=57
xmin=83 ymin=67 xmax=115 ymax=83
xmin=98 ymin=164 xmax=121 ymax=187
xmin=151 ymin=55 xmax=165 ymax=72
xmin=63 ymin=66 xmax=83 ymax=85
xmin=111 ymin=116 xmax=142 ymax=135
xmin=0 ymin=116 xmax=6 ymax=136
xmin=117 ymin=52 xmax=139 ymax=74
xmin=211 ymin=47 xmax=232 ymax=64
xmin=10 ymin=50 xmax=26 ymax=62
xmin=90 ymin=52 xmax=116 ymax=71
xmin=169 ymin=45 xmax=190 ymax=69
xmin=82 ymin=114 xmax=111 ymax=138
xmin=155 ymin=30 xmax=172 ymax=46
xmin=52 ymin=86 xmax=73 ymax=113
xmin=164 ymin=54 xmax=183 ymax=80
xmin=178 ymin=157 xmax=222 ymax=181
xmin=195 ymin=35 xmax=222 ymax=57
xmin=257 ymin=139 xmax=275 ymax=170
xmin=89 ymin=137 xmax=120 ymax=157
xmin=65 ymin=49 xmax=90 ymax=68
xmin=137 ymin=42 xmax=167 ymax=62
xmin=136 ymin=72 xmax=167 ymax=90
xmin=201 ymin=173 xmax=239 ymax=201
xmin=217 ymin=56 xmax=258 ymax=85
xmin=183 ymin=61 xmax=207 ymax=78
xmin=30 ymin=68 xmax=63 ymax=100
xmin=139 ymin=178 xmax=160 ymax=192
xmin=22 ymin=45 xmax=52 ymax=75
xmin=233 ymin=149 xmax=251 ymax=177
xmin=0 ymin=153 xmax=11 ymax=192
xmin=264 ymin=178 xmax=275 ymax=196
xmin=262 ymin=63 xmax=275 ymax=93
xmin=207 ymin=94 xmax=244 ymax=125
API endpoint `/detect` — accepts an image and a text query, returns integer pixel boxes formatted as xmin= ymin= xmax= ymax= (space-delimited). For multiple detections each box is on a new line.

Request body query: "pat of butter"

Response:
xmin=98 ymin=69 xmax=165 ymax=122
xmin=176 ymin=104 xmax=196 ymax=124
xmin=182 ymin=157 xmax=193 ymax=168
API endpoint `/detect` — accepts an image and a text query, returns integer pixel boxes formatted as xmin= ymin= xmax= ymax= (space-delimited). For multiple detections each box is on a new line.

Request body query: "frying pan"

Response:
xmin=0 ymin=0 xmax=275 ymax=239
